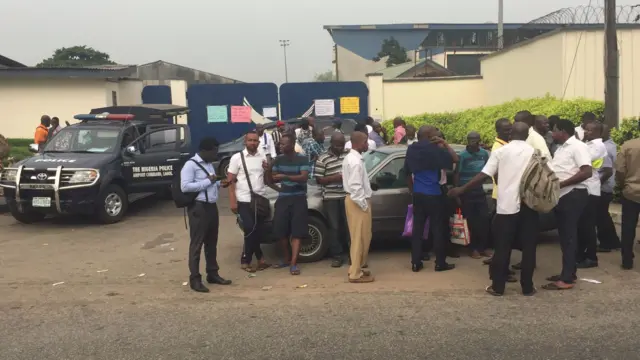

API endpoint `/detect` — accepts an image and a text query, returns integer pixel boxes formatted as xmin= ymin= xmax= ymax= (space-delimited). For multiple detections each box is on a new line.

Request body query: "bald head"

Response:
xmin=41 ymin=115 xmax=51 ymax=126
xmin=330 ymin=132 xmax=346 ymax=154
xmin=417 ymin=125 xmax=437 ymax=141
xmin=515 ymin=111 xmax=533 ymax=126
xmin=350 ymin=131 xmax=369 ymax=153
xmin=331 ymin=132 xmax=345 ymax=143
xmin=511 ymin=122 xmax=529 ymax=141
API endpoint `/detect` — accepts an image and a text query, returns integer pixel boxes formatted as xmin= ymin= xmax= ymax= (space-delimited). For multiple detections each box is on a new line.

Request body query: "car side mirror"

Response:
xmin=370 ymin=182 xmax=379 ymax=191
xmin=28 ymin=144 xmax=39 ymax=153
xmin=124 ymin=145 xmax=137 ymax=156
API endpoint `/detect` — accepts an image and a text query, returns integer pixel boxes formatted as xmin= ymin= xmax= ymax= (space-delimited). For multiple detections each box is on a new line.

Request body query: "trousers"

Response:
xmin=238 ymin=201 xmax=265 ymax=264
xmin=577 ymin=195 xmax=599 ymax=262
xmin=555 ymin=189 xmax=588 ymax=284
xmin=621 ymin=196 xmax=640 ymax=266
xmin=187 ymin=202 xmax=220 ymax=281
xmin=324 ymin=198 xmax=351 ymax=258
xmin=596 ymin=192 xmax=621 ymax=250
xmin=460 ymin=187 xmax=491 ymax=252
xmin=412 ymin=193 xmax=446 ymax=267
xmin=345 ymin=197 xmax=372 ymax=280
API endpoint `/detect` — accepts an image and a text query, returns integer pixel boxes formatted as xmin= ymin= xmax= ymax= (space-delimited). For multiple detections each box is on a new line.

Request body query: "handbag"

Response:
xmin=449 ymin=208 xmax=471 ymax=246
xmin=240 ymin=151 xmax=271 ymax=218
xmin=401 ymin=204 xmax=430 ymax=238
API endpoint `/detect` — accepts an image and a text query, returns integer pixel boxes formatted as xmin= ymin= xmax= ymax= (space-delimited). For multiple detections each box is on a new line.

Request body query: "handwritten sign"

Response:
xmin=206 ymin=105 xmax=228 ymax=123
xmin=340 ymin=97 xmax=360 ymax=114
xmin=314 ymin=99 xmax=335 ymax=116
xmin=263 ymin=106 xmax=278 ymax=118
xmin=231 ymin=106 xmax=252 ymax=123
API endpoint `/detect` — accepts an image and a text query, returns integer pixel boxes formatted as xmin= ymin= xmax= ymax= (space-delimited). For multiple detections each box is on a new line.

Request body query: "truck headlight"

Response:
xmin=1 ymin=169 xmax=17 ymax=182
xmin=68 ymin=170 xmax=98 ymax=184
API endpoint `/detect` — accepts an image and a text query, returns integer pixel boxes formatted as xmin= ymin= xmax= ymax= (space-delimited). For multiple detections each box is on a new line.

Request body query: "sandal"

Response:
xmin=485 ymin=285 xmax=503 ymax=296
xmin=542 ymin=282 xmax=574 ymax=290
xmin=289 ymin=265 xmax=301 ymax=275
xmin=256 ymin=262 xmax=272 ymax=271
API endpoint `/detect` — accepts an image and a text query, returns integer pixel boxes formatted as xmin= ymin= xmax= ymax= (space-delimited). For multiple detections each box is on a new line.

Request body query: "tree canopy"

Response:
xmin=36 ymin=46 xmax=117 ymax=68
xmin=313 ymin=70 xmax=336 ymax=82
xmin=373 ymin=37 xmax=409 ymax=67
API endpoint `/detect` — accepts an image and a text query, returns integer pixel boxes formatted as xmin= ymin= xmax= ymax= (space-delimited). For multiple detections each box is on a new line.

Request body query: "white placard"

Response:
xmin=314 ymin=99 xmax=335 ymax=117
xmin=263 ymin=107 xmax=278 ymax=118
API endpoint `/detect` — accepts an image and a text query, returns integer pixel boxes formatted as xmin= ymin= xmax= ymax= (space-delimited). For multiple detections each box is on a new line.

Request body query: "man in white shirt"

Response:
xmin=575 ymin=112 xmax=597 ymax=141
xmin=449 ymin=122 xmax=538 ymax=297
xmin=514 ymin=111 xmax=551 ymax=159
xmin=345 ymin=123 xmax=376 ymax=151
xmin=342 ymin=131 xmax=374 ymax=283
xmin=256 ymin=124 xmax=277 ymax=159
xmin=544 ymin=119 xmax=592 ymax=291
xmin=227 ymin=131 xmax=271 ymax=272
xmin=576 ymin=122 xmax=607 ymax=269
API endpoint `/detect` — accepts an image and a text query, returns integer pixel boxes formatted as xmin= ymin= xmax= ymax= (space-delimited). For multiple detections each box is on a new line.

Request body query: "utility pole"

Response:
xmin=497 ymin=0 xmax=504 ymax=49
xmin=279 ymin=40 xmax=290 ymax=83
xmin=604 ymin=0 xmax=619 ymax=128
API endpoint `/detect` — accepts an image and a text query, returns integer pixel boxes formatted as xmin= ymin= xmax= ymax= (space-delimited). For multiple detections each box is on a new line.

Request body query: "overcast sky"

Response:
xmin=1 ymin=0 xmax=636 ymax=84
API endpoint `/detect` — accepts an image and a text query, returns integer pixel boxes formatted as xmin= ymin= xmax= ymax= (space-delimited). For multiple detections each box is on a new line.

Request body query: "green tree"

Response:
xmin=313 ymin=70 xmax=336 ymax=82
xmin=373 ymin=37 xmax=409 ymax=67
xmin=36 ymin=46 xmax=117 ymax=67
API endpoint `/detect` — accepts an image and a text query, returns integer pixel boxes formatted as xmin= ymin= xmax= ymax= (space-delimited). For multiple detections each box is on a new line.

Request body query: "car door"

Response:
xmin=369 ymin=155 xmax=412 ymax=236
xmin=122 ymin=125 xmax=189 ymax=194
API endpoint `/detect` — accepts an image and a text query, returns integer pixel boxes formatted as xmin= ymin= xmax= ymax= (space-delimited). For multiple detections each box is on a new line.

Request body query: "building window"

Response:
xmin=111 ymin=91 xmax=117 ymax=106
xmin=487 ymin=31 xmax=494 ymax=45
xmin=437 ymin=32 xmax=445 ymax=46
xmin=471 ymin=32 xmax=477 ymax=45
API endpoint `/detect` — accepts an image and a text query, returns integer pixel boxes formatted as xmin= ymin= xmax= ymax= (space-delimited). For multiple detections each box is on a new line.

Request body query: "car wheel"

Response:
xmin=96 ymin=184 xmax=128 ymax=224
xmin=218 ymin=158 xmax=230 ymax=176
xmin=296 ymin=215 xmax=329 ymax=263
xmin=9 ymin=202 xmax=46 ymax=224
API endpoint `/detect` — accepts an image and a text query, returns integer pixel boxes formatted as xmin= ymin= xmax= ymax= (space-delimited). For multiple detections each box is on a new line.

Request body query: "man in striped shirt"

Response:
xmin=315 ymin=132 xmax=350 ymax=267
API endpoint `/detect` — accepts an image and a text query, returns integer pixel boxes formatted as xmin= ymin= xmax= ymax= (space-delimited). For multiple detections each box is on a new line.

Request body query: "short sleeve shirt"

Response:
xmin=458 ymin=148 xmax=489 ymax=186
xmin=272 ymin=154 xmax=310 ymax=197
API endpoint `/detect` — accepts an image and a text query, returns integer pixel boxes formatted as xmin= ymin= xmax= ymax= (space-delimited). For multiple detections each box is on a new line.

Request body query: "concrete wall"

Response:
xmin=368 ymin=74 xmax=485 ymax=119
xmin=368 ymin=28 xmax=640 ymax=122
xmin=0 ymin=78 xmax=143 ymax=139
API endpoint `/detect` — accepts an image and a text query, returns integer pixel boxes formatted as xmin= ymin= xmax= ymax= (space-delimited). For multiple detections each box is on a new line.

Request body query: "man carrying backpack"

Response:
xmin=180 ymin=137 xmax=232 ymax=293
xmin=449 ymin=122 xmax=539 ymax=297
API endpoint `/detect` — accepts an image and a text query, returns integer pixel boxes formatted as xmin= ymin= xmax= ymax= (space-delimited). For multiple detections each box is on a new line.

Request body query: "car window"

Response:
xmin=363 ymin=151 xmax=389 ymax=173
xmin=372 ymin=158 xmax=407 ymax=189
xmin=138 ymin=128 xmax=178 ymax=153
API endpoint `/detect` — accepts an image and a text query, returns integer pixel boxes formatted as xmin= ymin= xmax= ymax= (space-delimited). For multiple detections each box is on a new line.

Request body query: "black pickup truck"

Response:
xmin=0 ymin=104 xmax=191 ymax=224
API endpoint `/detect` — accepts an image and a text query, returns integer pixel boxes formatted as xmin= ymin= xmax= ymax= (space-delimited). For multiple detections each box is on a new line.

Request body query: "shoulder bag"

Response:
xmin=240 ymin=152 xmax=271 ymax=218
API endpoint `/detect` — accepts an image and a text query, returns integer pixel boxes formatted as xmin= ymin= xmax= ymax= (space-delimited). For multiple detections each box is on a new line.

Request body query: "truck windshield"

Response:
xmin=44 ymin=128 xmax=121 ymax=153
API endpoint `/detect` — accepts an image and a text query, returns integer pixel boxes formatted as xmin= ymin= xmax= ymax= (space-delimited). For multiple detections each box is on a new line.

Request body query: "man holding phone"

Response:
xmin=180 ymin=137 xmax=232 ymax=293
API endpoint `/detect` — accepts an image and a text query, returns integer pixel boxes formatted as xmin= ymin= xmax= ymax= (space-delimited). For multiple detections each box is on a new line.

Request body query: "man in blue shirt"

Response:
xmin=180 ymin=137 xmax=231 ymax=293
xmin=404 ymin=126 xmax=459 ymax=272
xmin=266 ymin=133 xmax=310 ymax=275
xmin=454 ymin=131 xmax=491 ymax=259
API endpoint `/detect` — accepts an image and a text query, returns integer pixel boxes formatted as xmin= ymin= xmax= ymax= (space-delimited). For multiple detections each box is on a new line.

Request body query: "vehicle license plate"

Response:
xmin=32 ymin=197 xmax=51 ymax=207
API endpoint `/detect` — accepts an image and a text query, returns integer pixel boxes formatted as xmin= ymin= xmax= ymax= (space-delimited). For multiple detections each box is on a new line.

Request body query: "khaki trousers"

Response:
xmin=345 ymin=197 xmax=372 ymax=280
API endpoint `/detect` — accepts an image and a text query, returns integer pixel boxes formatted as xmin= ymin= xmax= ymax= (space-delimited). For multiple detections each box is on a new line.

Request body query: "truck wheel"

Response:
xmin=9 ymin=202 xmax=45 ymax=224
xmin=218 ymin=158 xmax=230 ymax=176
xmin=296 ymin=215 xmax=329 ymax=263
xmin=97 ymin=184 xmax=128 ymax=224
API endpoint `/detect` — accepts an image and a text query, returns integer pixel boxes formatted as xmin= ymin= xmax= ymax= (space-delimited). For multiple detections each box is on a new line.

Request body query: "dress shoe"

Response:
xmin=511 ymin=262 xmax=522 ymax=271
xmin=412 ymin=262 xmax=424 ymax=272
xmin=576 ymin=259 xmax=598 ymax=269
xmin=622 ymin=260 xmax=634 ymax=270
xmin=435 ymin=263 xmax=455 ymax=272
xmin=331 ymin=257 xmax=344 ymax=268
xmin=483 ymin=257 xmax=492 ymax=265
xmin=422 ymin=253 xmax=431 ymax=261
xmin=206 ymin=274 xmax=232 ymax=285
xmin=523 ymin=287 xmax=537 ymax=297
xmin=190 ymin=281 xmax=210 ymax=293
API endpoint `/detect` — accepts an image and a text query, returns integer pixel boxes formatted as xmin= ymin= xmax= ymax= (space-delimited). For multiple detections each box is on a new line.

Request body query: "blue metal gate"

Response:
xmin=186 ymin=83 xmax=279 ymax=147
xmin=279 ymin=81 xmax=368 ymax=121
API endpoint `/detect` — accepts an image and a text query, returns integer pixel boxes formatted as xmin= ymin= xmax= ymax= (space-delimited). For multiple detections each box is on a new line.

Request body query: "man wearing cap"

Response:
xmin=272 ymin=120 xmax=286 ymax=155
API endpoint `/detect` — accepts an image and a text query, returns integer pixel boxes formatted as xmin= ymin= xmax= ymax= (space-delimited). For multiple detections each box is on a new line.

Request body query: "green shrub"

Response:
xmin=2 ymin=138 xmax=33 ymax=166
xmin=382 ymin=95 xmax=604 ymax=145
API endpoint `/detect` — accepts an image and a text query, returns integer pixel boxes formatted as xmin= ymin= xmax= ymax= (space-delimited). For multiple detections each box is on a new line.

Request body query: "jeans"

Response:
xmin=577 ymin=195 xmax=599 ymax=262
xmin=554 ymin=189 xmax=588 ymax=284
xmin=490 ymin=204 xmax=539 ymax=294
xmin=324 ymin=198 xmax=350 ymax=258
xmin=238 ymin=202 xmax=265 ymax=265
xmin=621 ymin=196 xmax=640 ymax=266
xmin=460 ymin=187 xmax=490 ymax=252
xmin=597 ymin=192 xmax=621 ymax=250
xmin=412 ymin=193 xmax=446 ymax=266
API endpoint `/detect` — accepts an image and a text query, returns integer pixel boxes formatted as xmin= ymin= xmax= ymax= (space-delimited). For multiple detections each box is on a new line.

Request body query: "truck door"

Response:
xmin=122 ymin=125 xmax=189 ymax=194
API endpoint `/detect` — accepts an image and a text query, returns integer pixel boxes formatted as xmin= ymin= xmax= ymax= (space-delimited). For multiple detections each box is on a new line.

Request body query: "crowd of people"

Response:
xmin=179 ymin=112 xmax=640 ymax=296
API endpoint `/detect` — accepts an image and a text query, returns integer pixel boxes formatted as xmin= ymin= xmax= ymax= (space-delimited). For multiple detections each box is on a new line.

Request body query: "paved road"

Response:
xmin=2 ymin=195 xmax=640 ymax=359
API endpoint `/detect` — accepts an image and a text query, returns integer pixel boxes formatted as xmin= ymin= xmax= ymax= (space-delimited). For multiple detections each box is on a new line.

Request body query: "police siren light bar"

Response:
xmin=74 ymin=113 xmax=135 ymax=121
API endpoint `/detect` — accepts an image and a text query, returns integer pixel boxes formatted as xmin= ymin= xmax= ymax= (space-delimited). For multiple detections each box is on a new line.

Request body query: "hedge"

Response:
xmin=382 ymin=95 xmax=607 ymax=145
xmin=2 ymin=138 xmax=32 ymax=166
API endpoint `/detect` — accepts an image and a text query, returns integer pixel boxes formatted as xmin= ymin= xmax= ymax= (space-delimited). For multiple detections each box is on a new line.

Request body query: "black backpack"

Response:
xmin=172 ymin=159 xmax=210 ymax=208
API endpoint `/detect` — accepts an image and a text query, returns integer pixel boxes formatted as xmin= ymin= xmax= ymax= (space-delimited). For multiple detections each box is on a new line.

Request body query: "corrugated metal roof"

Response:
xmin=0 ymin=66 xmax=138 ymax=78
xmin=324 ymin=23 xmax=563 ymax=31
xmin=377 ymin=59 xmax=456 ymax=79
xmin=0 ymin=54 xmax=26 ymax=68
xmin=81 ymin=64 xmax=136 ymax=70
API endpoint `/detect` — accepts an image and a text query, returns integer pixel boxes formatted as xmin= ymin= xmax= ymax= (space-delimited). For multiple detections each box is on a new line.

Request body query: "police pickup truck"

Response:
xmin=0 ymin=104 xmax=191 ymax=224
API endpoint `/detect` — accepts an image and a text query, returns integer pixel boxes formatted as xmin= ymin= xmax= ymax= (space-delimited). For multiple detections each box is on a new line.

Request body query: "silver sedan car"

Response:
xmin=241 ymin=145 xmax=555 ymax=263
